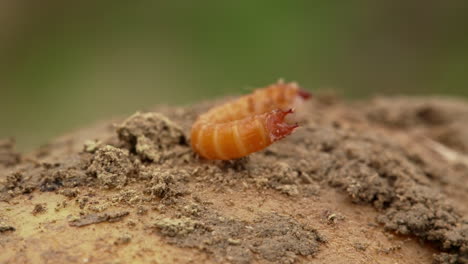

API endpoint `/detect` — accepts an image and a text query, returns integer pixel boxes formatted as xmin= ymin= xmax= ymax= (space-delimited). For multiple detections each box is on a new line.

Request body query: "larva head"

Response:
xmin=265 ymin=109 xmax=299 ymax=142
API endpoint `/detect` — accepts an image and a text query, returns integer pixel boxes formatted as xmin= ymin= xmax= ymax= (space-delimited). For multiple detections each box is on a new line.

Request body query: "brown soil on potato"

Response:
xmin=1 ymin=94 xmax=467 ymax=263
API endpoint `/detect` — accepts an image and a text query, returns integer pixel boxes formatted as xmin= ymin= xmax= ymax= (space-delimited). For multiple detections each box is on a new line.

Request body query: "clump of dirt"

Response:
xmin=1 ymin=94 xmax=468 ymax=263
xmin=154 ymin=216 xmax=201 ymax=237
xmin=117 ymin=112 xmax=189 ymax=163
xmin=83 ymin=139 xmax=103 ymax=153
xmin=0 ymin=225 xmax=15 ymax=233
xmin=31 ymin=203 xmax=47 ymax=215
xmin=114 ymin=233 xmax=132 ymax=245
xmin=86 ymin=145 xmax=135 ymax=189
xmin=0 ymin=219 xmax=15 ymax=233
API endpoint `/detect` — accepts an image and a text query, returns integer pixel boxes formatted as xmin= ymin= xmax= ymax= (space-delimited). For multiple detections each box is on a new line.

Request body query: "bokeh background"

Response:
xmin=1 ymin=1 xmax=467 ymax=150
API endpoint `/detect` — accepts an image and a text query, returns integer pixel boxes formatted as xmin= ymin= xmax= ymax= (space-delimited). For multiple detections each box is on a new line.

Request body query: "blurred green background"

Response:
xmin=1 ymin=1 xmax=467 ymax=151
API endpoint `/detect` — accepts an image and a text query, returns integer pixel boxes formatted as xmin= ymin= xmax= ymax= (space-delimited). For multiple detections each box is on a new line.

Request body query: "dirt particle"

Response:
xmin=379 ymin=242 xmax=403 ymax=254
xmin=322 ymin=210 xmax=345 ymax=225
xmin=44 ymin=166 xmax=89 ymax=191
xmin=111 ymin=189 xmax=145 ymax=205
xmin=87 ymin=203 xmax=110 ymax=213
xmin=433 ymin=252 xmax=463 ymax=264
xmin=1 ymin=172 xmax=26 ymax=198
xmin=182 ymin=202 xmax=202 ymax=217
xmin=114 ymin=233 xmax=132 ymax=245
xmin=127 ymin=220 xmax=137 ymax=228
xmin=275 ymin=184 xmax=299 ymax=196
xmin=0 ymin=222 xmax=15 ymax=233
xmin=136 ymin=206 xmax=148 ymax=215
xmin=75 ymin=196 xmax=89 ymax=209
xmin=153 ymin=217 xmax=201 ymax=237
xmin=32 ymin=203 xmax=47 ymax=215
xmin=353 ymin=241 xmax=369 ymax=251
xmin=83 ymin=140 xmax=103 ymax=153
xmin=58 ymin=188 xmax=78 ymax=198
xmin=54 ymin=200 xmax=68 ymax=212
xmin=227 ymin=238 xmax=241 ymax=245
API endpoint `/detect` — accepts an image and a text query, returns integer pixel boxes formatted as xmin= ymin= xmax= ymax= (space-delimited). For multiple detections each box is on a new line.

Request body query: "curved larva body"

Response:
xmin=191 ymin=82 xmax=311 ymax=160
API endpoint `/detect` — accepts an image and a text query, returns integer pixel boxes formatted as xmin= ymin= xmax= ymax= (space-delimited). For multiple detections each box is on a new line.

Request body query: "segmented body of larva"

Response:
xmin=190 ymin=81 xmax=311 ymax=160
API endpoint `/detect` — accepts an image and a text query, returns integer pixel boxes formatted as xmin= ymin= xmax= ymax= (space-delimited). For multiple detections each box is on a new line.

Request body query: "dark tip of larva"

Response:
xmin=284 ymin=108 xmax=295 ymax=116
xmin=297 ymin=89 xmax=312 ymax=100
xmin=266 ymin=109 xmax=299 ymax=141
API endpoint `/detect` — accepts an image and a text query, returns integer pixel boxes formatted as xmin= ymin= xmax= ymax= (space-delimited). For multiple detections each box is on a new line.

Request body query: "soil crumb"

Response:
xmin=0 ymin=221 xmax=15 ymax=233
xmin=117 ymin=112 xmax=189 ymax=163
xmin=86 ymin=145 xmax=135 ymax=189
xmin=114 ymin=233 xmax=132 ymax=245
xmin=31 ymin=203 xmax=47 ymax=215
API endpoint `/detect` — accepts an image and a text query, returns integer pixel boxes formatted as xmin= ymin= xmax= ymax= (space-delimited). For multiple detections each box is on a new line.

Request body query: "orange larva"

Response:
xmin=190 ymin=81 xmax=311 ymax=160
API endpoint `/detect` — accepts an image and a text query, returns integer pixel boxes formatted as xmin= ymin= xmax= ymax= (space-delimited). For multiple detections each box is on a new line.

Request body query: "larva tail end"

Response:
xmin=297 ymin=88 xmax=312 ymax=100
xmin=266 ymin=109 xmax=299 ymax=142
